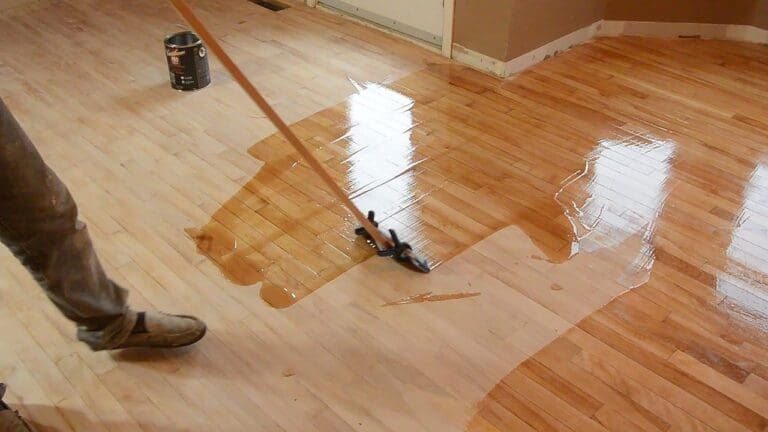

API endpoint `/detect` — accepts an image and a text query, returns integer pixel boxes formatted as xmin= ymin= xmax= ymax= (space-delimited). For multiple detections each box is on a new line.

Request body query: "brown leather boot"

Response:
xmin=0 ymin=384 xmax=33 ymax=432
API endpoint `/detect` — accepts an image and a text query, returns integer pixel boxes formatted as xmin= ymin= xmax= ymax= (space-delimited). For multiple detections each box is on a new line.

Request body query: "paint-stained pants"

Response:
xmin=0 ymin=98 xmax=136 ymax=350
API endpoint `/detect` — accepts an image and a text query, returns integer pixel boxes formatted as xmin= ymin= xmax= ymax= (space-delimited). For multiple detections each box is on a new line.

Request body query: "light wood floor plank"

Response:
xmin=2 ymin=1 xmax=768 ymax=430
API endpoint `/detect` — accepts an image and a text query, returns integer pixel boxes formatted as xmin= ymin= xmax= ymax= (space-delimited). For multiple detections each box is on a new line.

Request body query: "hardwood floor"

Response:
xmin=464 ymin=38 xmax=768 ymax=432
xmin=1 ymin=1 xmax=768 ymax=431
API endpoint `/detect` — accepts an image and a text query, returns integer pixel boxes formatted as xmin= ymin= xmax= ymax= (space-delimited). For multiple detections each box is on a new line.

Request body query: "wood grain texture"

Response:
xmin=1 ymin=0 xmax=768 ymax=431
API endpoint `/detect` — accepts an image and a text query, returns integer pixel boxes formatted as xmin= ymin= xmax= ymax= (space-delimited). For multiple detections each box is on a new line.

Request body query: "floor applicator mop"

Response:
xmin=168 ymin=0 xmax=431 ymax=274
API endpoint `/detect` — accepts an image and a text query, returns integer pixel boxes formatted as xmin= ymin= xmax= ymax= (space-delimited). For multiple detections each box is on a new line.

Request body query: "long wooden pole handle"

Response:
xmin=168 ymin=0 xmax=391 ymax=249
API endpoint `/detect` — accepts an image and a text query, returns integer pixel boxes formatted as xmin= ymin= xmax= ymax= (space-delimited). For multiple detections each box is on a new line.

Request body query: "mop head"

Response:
xmin=395 ymin=245 xmax=432 ymax=273
xmin=355 ymin=211 xmax=431 ymax=273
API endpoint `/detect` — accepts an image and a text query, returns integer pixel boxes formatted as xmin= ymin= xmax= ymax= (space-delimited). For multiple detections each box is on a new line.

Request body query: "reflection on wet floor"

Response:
xmin=187 ymin=63 xmax=685 ymax=308
xmin=555 ymin=132 xmax=676 ymax=288
xmin=719 ymin=161 xmax=768 ymax=332
xmin=461 ymin=36 xmax=768 ymax=431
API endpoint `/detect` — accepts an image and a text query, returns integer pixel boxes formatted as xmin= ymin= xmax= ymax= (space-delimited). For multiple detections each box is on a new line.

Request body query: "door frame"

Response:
xmin=440 ymin=0 xmax=454 ymax=57
xmin=306 ymin=0 xmax=455 ymax=58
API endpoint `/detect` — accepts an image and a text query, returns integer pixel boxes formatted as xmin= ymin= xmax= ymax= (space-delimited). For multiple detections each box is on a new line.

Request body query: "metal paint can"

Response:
xmin=164 ymin=31 xmax=210 ymax=91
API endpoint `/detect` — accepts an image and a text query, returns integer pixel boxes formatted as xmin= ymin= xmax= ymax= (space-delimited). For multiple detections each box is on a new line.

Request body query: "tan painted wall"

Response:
xmin=604 ymin=0 xmax=756 ymax=25
xmin=604 ymin=0 xmax=768 ymax=29
xmin=454 ymin=0 xmax=768 ymax=63
xmin=453 ymin=0 xmax=515 ymax=61
xmin=506 ymin=0 xmax=605 ymax=60
xmin=755 ymin=0 xmax=768 ymax=29
xmin=454 ymin=0 xmax=605 ymax=61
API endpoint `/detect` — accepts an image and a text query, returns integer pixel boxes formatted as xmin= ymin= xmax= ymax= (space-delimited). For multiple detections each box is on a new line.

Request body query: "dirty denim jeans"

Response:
xmin=0 ymin=98 xmax=136 ymax=350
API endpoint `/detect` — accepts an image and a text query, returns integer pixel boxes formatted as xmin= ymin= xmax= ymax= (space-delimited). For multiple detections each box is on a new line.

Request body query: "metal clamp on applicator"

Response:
xmin=355 ymin=211 xmax=431 ymax=273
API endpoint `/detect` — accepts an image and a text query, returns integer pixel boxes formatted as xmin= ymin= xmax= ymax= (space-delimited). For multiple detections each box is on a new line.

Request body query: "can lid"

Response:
xmin=164 ymin=31 xmax=202 ymax=48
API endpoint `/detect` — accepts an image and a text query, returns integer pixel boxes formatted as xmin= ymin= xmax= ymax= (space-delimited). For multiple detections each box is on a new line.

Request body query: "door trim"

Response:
xmin=441 ymin=0 xmax=454 ymax=57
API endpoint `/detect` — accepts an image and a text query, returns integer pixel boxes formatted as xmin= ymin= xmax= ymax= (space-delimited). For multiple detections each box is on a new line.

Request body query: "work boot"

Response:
xmin=0 ymin=384 xmax=33 ymax=432
xmin=114 ymin=311 xmax=207 ymax=349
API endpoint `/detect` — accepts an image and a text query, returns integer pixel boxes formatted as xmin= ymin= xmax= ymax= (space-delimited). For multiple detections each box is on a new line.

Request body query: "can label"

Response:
xmin=165 ymin=40 xmax=210 ymax=91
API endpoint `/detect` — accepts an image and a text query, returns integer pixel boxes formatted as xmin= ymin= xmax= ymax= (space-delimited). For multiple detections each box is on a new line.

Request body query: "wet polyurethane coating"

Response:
xmin=188 ymin=64 xmax=681 ymax=310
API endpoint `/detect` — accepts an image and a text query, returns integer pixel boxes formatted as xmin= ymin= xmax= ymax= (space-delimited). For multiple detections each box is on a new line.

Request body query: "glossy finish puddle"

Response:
xmin=187 ymin=77 xmax=445 ymax=308
xmin=555 ymin=133 xmax=676 ymax=288
xmin=718 ymin=161 xmax=768 ymax=333
xmin=188 ymin=64 xmax=684 ymax=309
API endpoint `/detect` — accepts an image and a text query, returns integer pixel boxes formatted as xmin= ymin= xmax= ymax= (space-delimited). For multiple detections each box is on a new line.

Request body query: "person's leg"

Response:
xmin=0 ymin=98 xmax=135 ymax=349
xmin=0 ymin=98 xmax=205 ymax=350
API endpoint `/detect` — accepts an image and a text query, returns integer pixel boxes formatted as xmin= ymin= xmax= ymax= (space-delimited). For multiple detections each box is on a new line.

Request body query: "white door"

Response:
xmin=320 ymin=0 xmax=444 ymax=46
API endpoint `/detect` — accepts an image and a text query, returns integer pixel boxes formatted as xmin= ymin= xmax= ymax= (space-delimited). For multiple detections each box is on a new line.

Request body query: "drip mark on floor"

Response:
xmin=382 ymin=291 xmax=481 ymax=306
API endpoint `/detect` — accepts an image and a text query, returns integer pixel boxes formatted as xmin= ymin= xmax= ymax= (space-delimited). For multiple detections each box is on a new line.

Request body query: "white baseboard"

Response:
xmin=726 ymin=25 xmax=768 ymax=44
xmin=599 ymin=20 xmax=768 ymax=44
xmin=452 ymin=20 xmax=768 ymax=78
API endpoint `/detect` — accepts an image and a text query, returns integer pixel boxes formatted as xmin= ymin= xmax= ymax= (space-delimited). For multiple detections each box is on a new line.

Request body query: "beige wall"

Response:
xmin=453 ymin=0 xmax=515 ymax=61
xmin=506 ymin=0 xmax=605 ymax=60
xmin=604 ymin=0 xmax=768 ymax=30
xmin=454 ymin=0 xmax=768 ymax=63
xmin=604 ymin=0 xmax=756 ymax=25
xmin=755 ymin=0 xmax=768 ymax=29
xmin=454 ymin=0 xmax=605 ymax=61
